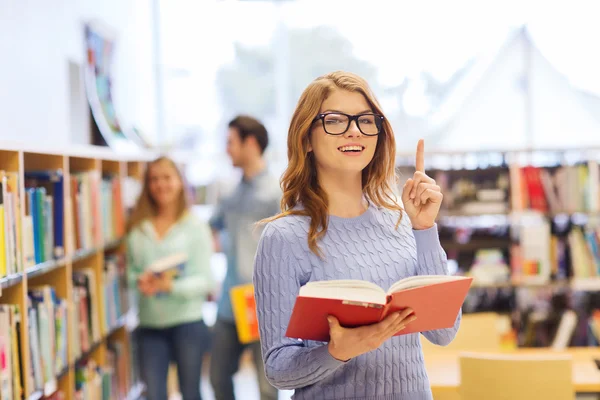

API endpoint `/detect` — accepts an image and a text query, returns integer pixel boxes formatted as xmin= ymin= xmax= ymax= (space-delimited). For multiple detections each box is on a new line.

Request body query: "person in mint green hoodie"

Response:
xmin=126 ymin=156 xmax=215 ymax=400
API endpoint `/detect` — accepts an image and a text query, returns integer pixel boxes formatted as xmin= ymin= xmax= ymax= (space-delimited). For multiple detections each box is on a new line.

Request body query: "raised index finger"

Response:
xmin=415 ymin=139 xmax=425 ymax=172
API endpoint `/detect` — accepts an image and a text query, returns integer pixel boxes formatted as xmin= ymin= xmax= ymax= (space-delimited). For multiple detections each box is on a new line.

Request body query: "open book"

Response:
xmin=285 ymin=275 xmax=473 ymax=342
xmin=147 ymin=252 xmax=188 ymax=279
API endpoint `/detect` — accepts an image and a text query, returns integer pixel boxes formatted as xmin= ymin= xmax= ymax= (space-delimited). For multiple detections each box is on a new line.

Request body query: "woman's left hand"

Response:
xmin=401 ymin=139 xmax=443 ymax=230
xmin=154 ymin=273 xmax=173 ymax=293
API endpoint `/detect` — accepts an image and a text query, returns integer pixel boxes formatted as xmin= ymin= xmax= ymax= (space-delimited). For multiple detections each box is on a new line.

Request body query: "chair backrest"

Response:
xmin=421 ymin=312 xmax=503 ymax=352
xmin=552 ymin=310 xmax=578 ymax=350
xmin=459 ymin=352 xmax=575 ymax=400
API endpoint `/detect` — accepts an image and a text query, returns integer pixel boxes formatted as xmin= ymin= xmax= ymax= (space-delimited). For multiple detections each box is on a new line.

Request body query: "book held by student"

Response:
xmin=286 ymin=274 xmax=473 ymax=342
xmin=230 ymin=283 xmax=260 ymax=344
xmin=147 ymin=252 xmax=188 ymax=279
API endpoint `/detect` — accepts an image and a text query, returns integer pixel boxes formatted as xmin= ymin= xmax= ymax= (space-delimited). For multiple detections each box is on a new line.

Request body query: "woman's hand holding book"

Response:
xmin=326 ymin=308 xmax=416 ymax=362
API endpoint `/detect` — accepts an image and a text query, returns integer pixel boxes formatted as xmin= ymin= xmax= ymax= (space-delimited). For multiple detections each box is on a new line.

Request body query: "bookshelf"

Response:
xmin=396 ymin=146 xmax=600 ymax=347
xmin=0 ymin=144 xmax=149 ymax=400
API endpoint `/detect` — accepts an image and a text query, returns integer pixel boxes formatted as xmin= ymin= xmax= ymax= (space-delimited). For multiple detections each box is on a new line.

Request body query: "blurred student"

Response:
xmin=126 ymin=156 xmax=215 ymax=400
xmin=209 ymin=116 xmax=280 ymax=400
xmin=253 ymin=71 xmax=460 ymax=399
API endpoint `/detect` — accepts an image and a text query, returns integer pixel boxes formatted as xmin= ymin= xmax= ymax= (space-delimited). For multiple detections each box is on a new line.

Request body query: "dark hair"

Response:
xmin=228 ymin=115 xmax=269 ymax=154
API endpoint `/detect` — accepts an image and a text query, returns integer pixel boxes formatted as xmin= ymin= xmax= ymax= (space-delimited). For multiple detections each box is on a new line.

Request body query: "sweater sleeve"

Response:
xmin=253 ymin=224 xmax=345 ymax=390
xmin=412 ymin=223 xmax=462 ymax=346
xmin=171 ymin=220 xmax=215 ymax=299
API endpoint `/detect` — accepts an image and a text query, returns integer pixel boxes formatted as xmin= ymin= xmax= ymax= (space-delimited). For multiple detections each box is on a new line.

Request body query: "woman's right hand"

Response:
xmin=138 ymin=272 xmax=157 ymax=296
xmin=327 ymin=308 xmax=417 ymax=362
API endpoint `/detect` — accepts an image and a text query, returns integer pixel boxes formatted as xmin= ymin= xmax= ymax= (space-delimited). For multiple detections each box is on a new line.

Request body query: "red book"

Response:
xmin=285 ymin=275 xmax=473 ymax=342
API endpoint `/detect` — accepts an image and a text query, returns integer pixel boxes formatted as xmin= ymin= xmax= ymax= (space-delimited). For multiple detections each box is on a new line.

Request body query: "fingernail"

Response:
xmin=327 ymin=317 xmax=332 ymax=325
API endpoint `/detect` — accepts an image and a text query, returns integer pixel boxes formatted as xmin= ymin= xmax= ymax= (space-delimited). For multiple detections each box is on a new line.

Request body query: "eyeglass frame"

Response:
xmin=313 ymin=112 xmax=385 ymax=136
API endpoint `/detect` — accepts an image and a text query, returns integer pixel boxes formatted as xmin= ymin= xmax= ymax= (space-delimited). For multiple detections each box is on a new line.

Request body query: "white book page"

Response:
xmin=298 ymin=279 xmax=387 ymax=305
xmin=147 ymin=252 xmax=188 ymax=273
xmin=386 ymin=275 xmax=468 ymax=295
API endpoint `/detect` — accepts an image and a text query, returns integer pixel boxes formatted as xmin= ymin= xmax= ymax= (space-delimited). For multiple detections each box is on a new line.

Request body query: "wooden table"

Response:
xmin=424 ymin=348 xmax=600 ymax=395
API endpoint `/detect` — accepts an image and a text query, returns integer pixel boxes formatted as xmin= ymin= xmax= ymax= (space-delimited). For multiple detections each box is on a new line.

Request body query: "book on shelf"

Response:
xmin=285 ymin=275 xmax=473 ymax=342
xmin=24 ymin=170 xmax=65 ymax=261
xmin=107 ymin=338 xmax=131 ymax=400
xmin=73 ymin=268 xmax=101 ymax=348
xmin=104 ymin=255 xmax=126 ymax=333
xmin=511 ymin=163 xmax=600 ymax=214
xmin=72 ymin=336 xmax=132 ymax=400
xmin=230 ymin=283 xmax=260 ymax=344
xmin=100 ymin=174 xmax=125 ymax=243
xmin=26 ymin=285 xmax=68 ymax=396
xmin=0 ymin=170 xmax=23 ymax=277
xmin=70 ymin=170 xmax=103 ymax=252
xmin=0 ymin=304 xmax=23 ymax=400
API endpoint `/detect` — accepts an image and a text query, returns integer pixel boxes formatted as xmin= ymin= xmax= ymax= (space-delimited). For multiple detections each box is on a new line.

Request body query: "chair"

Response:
xmin=421 ymin=312 xmax=504 ymax=353
xmin=459 ymin=352 xmax=575 ymax=400
xmin=423 ymin=312 xmax=505 ymax=400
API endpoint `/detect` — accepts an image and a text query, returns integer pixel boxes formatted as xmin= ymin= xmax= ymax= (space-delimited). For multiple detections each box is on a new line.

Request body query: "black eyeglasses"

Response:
xmin=314 ymin=112 xmax=384 ymax=136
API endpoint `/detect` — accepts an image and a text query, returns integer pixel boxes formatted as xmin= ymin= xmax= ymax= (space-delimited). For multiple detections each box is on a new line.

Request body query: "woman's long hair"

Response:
xmin=264 ymin=71 xmax=403 ymax=256
xmin=127 ymin=156 xmax=190 ymax=233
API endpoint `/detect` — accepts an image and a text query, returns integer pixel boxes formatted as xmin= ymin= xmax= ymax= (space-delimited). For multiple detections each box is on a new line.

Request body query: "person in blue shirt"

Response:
xmin=127 ymin=156 xmax=215 ymax=400
xmin=209 ymin=116 xmax=280 ymax=400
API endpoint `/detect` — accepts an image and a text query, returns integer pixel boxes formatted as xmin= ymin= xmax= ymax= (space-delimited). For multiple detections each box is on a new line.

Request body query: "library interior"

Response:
xmin=2 ymin=1 xmax=600 ymax=399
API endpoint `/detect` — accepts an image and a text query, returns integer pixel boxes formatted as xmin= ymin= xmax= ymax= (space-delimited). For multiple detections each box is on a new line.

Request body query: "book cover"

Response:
xmin=285 ymin=275 xmax=473 ymax=342
xmin=230 ymin=283 xmax=260 ymax=344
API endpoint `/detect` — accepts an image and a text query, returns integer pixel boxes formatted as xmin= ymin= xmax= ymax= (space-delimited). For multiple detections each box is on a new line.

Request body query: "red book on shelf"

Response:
xmin=285 ymin=275 xmax=473 ymax=342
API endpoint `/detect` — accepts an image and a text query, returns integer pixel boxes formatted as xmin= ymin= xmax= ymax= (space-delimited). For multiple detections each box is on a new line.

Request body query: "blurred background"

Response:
xmin=3 ymin=0 xmax=600 ymax=183
xmin=3 ymin=0 xmax=600 ymax=399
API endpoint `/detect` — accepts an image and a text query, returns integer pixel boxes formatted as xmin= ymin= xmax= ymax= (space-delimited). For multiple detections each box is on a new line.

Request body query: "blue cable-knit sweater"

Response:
xmin=253 ymin=203 xmax=461 ymax=400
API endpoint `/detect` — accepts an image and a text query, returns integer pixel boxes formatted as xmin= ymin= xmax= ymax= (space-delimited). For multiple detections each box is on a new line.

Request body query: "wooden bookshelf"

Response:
xmin=396 ymin=146 xmax=600 ymax=347
xmin=0 ymin=144 xmax=149 ymax=400
xmin=396 ymin=146 xmax=600 ymax=287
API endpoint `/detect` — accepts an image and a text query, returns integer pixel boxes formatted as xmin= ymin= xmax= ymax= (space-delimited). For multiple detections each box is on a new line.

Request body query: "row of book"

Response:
xmin=72 ymin=261 xmax=129 ymax=363
xmin=0 ymin=262 xmax=128 ymax=399
xmin=429 ymin=162 xmax=600 ymax=217
xmin=29 ymin=285 xmax=69 ymax=396
xmin=74 ymin=341 xmax=130 ymax=400
xmin=460 ymin=222 xmax=600 ymax=287
xmin=0 ymin=287 xmax=68 ymax=399
xmin=0 ymin=170 xmax=23 ymax=277
xmin=103 ymin=255 xmax=128 ymax=334
xmin=8 ymin=337 xmax=133 ymax=400
xmin=0 ymin=169 xmax=126 ymax=279
xmin=0 ymin=304 xmax=22 ymax=400
xmin=508 ymin=216 xmax=600 ymax=286
xmin=512 ymin=163 xmax=598 ymax=215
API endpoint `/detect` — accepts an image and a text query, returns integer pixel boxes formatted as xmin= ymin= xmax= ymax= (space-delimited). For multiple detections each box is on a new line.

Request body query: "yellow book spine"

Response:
xmin=0 ymin=204 xmax=6 ymax=277
xmin=11 ymin=306 xmax=22 ymax=400
xmin=230 ymin=283 xmax=260 ymax=344
xmin=7 ymin=173 xmax=22 ymax=273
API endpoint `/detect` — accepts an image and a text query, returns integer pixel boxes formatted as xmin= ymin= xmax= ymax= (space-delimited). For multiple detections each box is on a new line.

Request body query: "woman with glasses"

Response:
xmin=252 ymin=71 xmax=459 ymax=399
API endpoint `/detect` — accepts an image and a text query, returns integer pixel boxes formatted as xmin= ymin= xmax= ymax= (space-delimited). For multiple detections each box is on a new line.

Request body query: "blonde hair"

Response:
xmin=263 ymin=71 xmax=403 ymax=256
xmin=127 ymin=156 xmax=190 ymax=232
